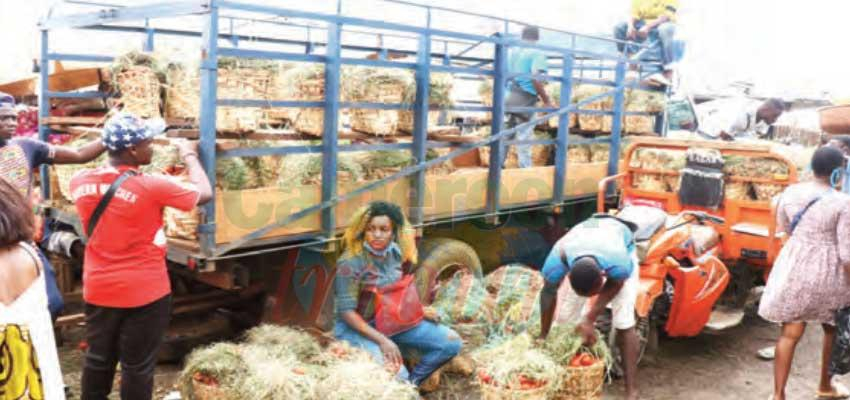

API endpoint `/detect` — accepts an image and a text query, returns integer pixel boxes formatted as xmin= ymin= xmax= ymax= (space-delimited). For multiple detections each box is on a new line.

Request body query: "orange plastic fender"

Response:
xmin=644 ymin=225 xmax=690 ymax=265
xmin=664 ymin=255 xmax=730 ymax=337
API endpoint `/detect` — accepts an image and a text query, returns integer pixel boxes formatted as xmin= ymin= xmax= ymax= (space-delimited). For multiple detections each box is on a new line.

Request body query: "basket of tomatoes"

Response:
xmin=477 ymin=369 xmax=552 ymax=400
xmin=555 ymin=352 xmax=606 ymax=400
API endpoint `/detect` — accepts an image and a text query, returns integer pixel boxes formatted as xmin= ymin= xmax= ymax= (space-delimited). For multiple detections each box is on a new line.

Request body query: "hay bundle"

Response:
xmin=242 ymin=348 xmax=318 ymax=400
xmin=111 ymin=51 xmax=165 ymax=118
xmin=629 ymin=148 xmax=687 ymax=170
xmin=243 ymin=325 xmax=322 ymax=361
xmin=180 ymin=343 xmax=249 ymax=400
xmin=725 ymin=182 xmax=752 ymax=201
xmin=632 ymin=173 xmax=668 ymax=192
xmin=315 ymin=360 xmax=419 ymax=400
xmin=277 ymin=147 xmax=365 ymax=191
xmin=315 ymin=341 xmax=374 ymax=366
xmin=473 ymin=334 xmax=563 ymax=398
xmin=545 ymin=83 xmax=577 ymax=130
xmin=345 ymin=68 xmax=411 ymax=135
xmin=398 ymin=73 xmax=454 ymax=133
xmin=164 ymin=64 xmax=200 ymax=121
xmin=753 ymin=183 xmax=784 ymax=201
xmin=477 ymin=129 xmax=553 ymax=168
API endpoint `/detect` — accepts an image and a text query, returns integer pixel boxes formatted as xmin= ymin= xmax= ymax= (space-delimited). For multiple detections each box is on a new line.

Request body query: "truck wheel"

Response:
xmin=415 ymin=238 xmax=483 ymax=304
xmin=595 ymin=310 xmax=655 ymax=379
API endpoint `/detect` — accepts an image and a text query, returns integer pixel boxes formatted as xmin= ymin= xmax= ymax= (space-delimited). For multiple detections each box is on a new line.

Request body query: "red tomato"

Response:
xmin=569 ymin=354 xmax=584 ymax=367
xmin=477 ymin=370 xmax=493 ymax=384
xmin=579 ymin=354 xmax=596 ymax=366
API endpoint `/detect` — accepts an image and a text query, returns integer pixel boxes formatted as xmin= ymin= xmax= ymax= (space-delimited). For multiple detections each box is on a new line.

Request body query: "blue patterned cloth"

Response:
xmin=0 ymin=91 xmax=14 ymax=109
xmin=101 ymin=112 xmax=166 ymax=151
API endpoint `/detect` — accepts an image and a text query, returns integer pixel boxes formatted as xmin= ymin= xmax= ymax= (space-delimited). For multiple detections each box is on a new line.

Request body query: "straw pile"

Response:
xmin=111 ymin=51 xmax=165 ymax=118
xmin=345 ymin=68 xmax=411 ymax=135
xmin=164 ymin=63 xmax=200 ymax=121
xmin=573 ymin=86 xmax=613 ymax=132
xmin=53 ymin=136 xmax=106 ymax=200
xmin=216 ymin=58 xmax=277 ymax=132
xmin=546 ymin=83 xmax=577 ymax=130
xmin=398 ymin=73 xmax=454 ymax=133
xmin=181 ymin=325 xmax=417 ymax=400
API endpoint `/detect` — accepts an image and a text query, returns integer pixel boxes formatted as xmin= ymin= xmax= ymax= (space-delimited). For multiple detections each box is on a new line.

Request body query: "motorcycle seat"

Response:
xmin=617 ymin=205 xmax=669 ymax=242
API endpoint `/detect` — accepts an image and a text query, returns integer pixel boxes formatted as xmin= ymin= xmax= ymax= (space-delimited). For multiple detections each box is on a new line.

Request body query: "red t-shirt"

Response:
xmin=70 ymin=166 xmax=199 ymax=308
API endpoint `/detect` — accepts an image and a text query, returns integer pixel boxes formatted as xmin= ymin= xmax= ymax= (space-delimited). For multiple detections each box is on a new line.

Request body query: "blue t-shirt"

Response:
xmin=541 ymin=216 xmax=635 ymax=285
xmin=508 ymin=47 xmax=548 ymax=96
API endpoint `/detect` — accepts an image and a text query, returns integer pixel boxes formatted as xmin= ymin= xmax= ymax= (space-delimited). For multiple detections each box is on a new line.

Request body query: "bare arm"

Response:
xmin=576 ymin=278 xmax=625 ymax=345
xmin=175 ymin=140 xmax=212 ymax=205
xmin=641 ymin=15 xmax=671 ymax=32
xmin=52 ymin=139 xmax=106 ymax=164
xmin=533 ymin=80 xmax=554 ymax=108
xmin=538 ymin=281 xmax=559 ymax=339
xmin=340 ymin=310 xmax=402 ymax=366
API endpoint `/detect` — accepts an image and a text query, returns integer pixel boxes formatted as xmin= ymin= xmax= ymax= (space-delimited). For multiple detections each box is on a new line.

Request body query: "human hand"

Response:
xmin=423 ymin=306 xmax=440 ymax=323
xmin=637 ymin=26 xmax=651 ymax=40
xmin=379 ymin=338 xmax=403 ymax=372
xmin=626 ymin=26 xmax=637 ymax=40
xmin=575 ymin=319 xmax=597 ymax=346
xmin=173 ymin=139 xmax=199 ymax=159
xmin=543 ymin=100 xmax=557 ymax=110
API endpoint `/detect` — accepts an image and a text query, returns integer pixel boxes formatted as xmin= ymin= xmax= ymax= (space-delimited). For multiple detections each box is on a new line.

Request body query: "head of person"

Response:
xmin=343 ymin=201 xmax=417 ymax=263
xmin=811 ymin=146 xmax=846 ymax=186
xmin=568 ymin=256 xmax=605 ymax=297
xmin=102 ymin=112 xmax=166 ymax=166
xmin=0 ymin=92 xmax=18 ymax=143
xmin=827 ymin=135 xmax=850 ymax=157
xmin=0 ymin=178 xmax=34 ymax=251
xmin=521 ymin=26 xmax=540 ymax=43
xmin=757 ymin=98 xmax=786 ymax=125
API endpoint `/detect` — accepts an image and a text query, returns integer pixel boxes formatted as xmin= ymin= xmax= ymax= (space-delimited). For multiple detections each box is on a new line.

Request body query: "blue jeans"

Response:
xmin=36 ymin=246 xmax=64 ymax=320
xmin=614 ymin=20 xmax=682 ymax=70
xmin=334 ymin=319 xmax=462 ymax=385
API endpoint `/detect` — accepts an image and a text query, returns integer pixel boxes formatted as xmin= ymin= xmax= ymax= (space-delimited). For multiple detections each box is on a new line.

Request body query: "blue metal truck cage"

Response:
xmin=40 ymin=0 xmax=664 ymax=327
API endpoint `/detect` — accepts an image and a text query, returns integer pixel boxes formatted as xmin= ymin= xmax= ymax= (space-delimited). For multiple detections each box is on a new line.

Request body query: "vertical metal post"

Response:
xmin=409 ymin=9 xmax=431 ymax=226
xmin=38 ymin=29 xmax=50 ymax=200
xmin=198 ymin=1 xmax=220 ymax=256
xmin=552 ymin=52 xmax=574 ymax=205
xmin=321 ymin=21 xmax=342 ymax=242
xmin=438 ymin=41 xmax=449 ymax=125
xmin=229 ymin=18 xmax=239 ymax=47
xmin=305 ymin=27 xmax=313 ymax=54
xmin=143 ymin=19 xmax=154 ymax=52
xmin=486 ymin=34 xmax=508 ymax=222
xmin=607 ymin=61 xmax=627 ymax=176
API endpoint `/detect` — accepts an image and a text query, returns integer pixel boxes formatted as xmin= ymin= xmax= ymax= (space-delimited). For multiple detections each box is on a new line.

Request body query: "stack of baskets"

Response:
xmin=479 ymin=382 xmax=550 ymax=400
xmin=115 ymin=66 xmax=162 ymax=118
xmin=397 ymin=73 xmax=454 ymax=133
xmin=288 ymin=65 xmax=327 ymax=136
xmin=347 ymin=69 xmax=410 ymax=135
xmin=164 ymin=64 xmax=200 ymax=122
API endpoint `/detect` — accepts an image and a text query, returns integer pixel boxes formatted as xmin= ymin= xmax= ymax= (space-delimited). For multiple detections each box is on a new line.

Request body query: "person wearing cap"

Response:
xmin=614 ymin=0 xmax=681 ymax=86
xmin=0 ymin=91 xmax=107 ymax=319
xmin=537 ymin=214 xmax=641 ymax=400
xmin=504 ymin=25 xmax=555 ymax=169
xmin=69 ymin=112 xmax=212 ymax=400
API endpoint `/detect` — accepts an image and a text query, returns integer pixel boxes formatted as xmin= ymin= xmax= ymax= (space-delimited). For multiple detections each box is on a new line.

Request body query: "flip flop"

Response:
xmin=757 ymin=346 xmax=775 ymax=360
xmin=817 ymin=382 xmax=850 ymax=399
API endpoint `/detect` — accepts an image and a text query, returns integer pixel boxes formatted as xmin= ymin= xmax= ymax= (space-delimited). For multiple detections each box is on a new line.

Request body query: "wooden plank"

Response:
xmin=0 ymin=67 xmax=105 ymax=98
xmin=167 ymin=128 xmax=371 ymax=141
xmin=42 ymin=116 xmax=106 ymax=126
xmin=629 ymin=136 xmax=773 ymax=152
xmin=428 ymin=132 xmax=482 ymax=143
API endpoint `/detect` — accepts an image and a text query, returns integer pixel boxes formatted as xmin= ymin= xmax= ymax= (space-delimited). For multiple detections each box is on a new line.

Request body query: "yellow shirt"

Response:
xmin=632 ymin=0 xmax=679 ymax=22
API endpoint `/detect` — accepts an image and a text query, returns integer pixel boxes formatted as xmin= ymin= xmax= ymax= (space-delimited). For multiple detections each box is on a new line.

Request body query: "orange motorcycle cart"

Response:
xmin=598 ymin=138 xmax=798 ymax=337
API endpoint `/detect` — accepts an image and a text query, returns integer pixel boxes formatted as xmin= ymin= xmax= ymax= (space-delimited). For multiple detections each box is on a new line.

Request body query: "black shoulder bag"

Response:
xmin=85 ymin=170 xmax=138 ymax=239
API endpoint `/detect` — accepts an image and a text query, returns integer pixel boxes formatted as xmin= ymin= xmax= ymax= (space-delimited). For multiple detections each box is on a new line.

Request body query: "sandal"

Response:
xmin=817 ymin=382 xmax=850 ymax=399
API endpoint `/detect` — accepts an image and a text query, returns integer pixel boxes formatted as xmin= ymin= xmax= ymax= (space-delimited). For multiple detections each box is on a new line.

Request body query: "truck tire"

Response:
xmin=415 ymin=238 xmax=483 ymax=304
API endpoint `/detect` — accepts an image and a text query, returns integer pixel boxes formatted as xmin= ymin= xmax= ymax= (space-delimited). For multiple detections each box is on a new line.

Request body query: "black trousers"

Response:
xmin=81 ymin=294 xmax=171 ymax=400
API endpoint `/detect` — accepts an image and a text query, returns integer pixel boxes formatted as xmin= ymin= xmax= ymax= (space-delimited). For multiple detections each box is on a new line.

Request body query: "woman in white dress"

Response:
xmin=0 ymin=178 xmax=64 ymax=399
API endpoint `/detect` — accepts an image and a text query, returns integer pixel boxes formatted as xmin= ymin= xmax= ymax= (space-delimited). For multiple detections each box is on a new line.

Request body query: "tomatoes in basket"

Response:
xmin=477 ymin=370 xmax=493 ymax=385
xmin=517 ymin=375 xmax=545 ymax=390
xmin=569 ymin=352 xmax=597 ymax=367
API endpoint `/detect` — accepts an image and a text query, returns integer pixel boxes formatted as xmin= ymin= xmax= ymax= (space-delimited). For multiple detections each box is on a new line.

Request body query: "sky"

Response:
xmin=1 ymin=0 xmax=849 ymax=100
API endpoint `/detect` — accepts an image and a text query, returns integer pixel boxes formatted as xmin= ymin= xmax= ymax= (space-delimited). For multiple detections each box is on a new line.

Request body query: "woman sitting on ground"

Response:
xmin=0 ymin=178 xmax=64 ymax=398
xmin=333 ymin=201 xmax=462 ymax=390
xmin=759 ymin=146 xmax=850 ymax=400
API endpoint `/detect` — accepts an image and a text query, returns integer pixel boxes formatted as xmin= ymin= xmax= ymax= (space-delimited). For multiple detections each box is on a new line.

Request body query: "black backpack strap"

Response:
xmin=86 ymin=169 xmax=137 ymax=238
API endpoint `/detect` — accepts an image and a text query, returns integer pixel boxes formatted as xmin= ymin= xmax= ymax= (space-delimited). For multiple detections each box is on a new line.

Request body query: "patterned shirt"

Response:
xmin=631 ymin=0 xmax=679 ymax=23
xmin=0 ymin=138 xmax=54 ymax=198
xmin=334 ymin=243 xmax=404 ymax=320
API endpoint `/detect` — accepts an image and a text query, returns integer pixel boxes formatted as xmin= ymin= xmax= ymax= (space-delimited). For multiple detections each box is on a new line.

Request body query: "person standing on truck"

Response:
xmin=538 ymin=213 xmax=641 ymax=400
xmin=695 ymin=97 xmax=787 ymax=141
xmin=614 ymin=0 xmax=681 ymax=86
xmin=759 ymin=146 xmax=850 ymax=400
xmin=333 ymin=201 xmax=462 ymax=392
xmin=505 ymin=26 xmax=555 ymax=169
xmin=70 ymin=112 xmax=212 ymax=400
xmin=0 ymin=91 xmax=107 ymax=319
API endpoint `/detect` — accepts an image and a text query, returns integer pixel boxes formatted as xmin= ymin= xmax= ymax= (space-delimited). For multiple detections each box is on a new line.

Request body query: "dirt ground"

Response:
xmin=58 ymin=312 xmax=841 ymax=399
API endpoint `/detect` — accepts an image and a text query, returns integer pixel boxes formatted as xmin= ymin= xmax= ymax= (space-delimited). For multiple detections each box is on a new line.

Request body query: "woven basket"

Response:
xmin=53 ymin=164 xmax=91 ymax=201
xmin=164 ymin=67 xmax=200 ymax=121
xmin=164 ymin=206 xmax=200 ymax=241
xmin=47 ymin=253 xmax=75 ymax=294
xmin=293 ymin=108 xmax=325 ymax=136
xmin=547 ymin=113 xmax=577 ymax=130
xmin=567 ymin=146 xmax=591 ymax=164
xmin=725 ymin=182 xmax=751 ymax=201
xmin=351 ymin=109 xmax=400 ymax=135
xmin=625 ymin=115 xmax=655 ymax=134
xmin=218 ymin=67 xmax=273 ymax=132
xmin=265 ymin=64 xmax=297 ymax=122
xmin=554 ymin=360 xmax=605 ymax=400
xmin=479 ymin=142 xmax=552 ymax=168
xmin=479 ymin=381 xmax=550 ymax=400
xmin=753 ymin=183 xmax=783 ymax=201
xmin=397 ymin=110 xmax=441 ymax=134
xmin=116 ymin=66 xmax=161 ymax=118
xmin=633 ymin=173 xmax=669 ymax=192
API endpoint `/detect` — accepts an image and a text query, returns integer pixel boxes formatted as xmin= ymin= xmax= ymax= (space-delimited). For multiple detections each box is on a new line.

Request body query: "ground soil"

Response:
xmin=58 ymin=311 xmax=842 ymax=399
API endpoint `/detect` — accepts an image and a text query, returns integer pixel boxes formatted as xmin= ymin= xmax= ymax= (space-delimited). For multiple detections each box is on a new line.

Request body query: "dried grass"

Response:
xmin=314 ymin=360 xmax=419 ymax=400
